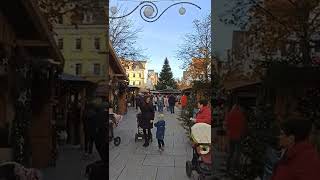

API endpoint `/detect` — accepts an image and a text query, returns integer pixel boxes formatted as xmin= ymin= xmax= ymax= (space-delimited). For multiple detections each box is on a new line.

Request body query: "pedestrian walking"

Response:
xmin=271 ymin=118 xmax=320 ymax=180
xmin=157 ymin=94 xmax=164 ymax=112
xmin=164 ymin=95 xmax=169 ymax=112
xmin=83 ymin=102 xmax=97 ymax=158
xmin=180 ymin=93 xmax=188 ymax=116
xmin=93 ymin=102 xmax=108 ymax=162
xmin=140 ymin=96 xmax=155 ymax=147
xmin=168 ymin=94 xmax=176 ymax=114
xmin=154 ymin=113 xmax=166 ymax=151
xmin=153 ymin=95 xmax=158 ymax=111
xmin=225 ymin=103 xmax=246 ymax=172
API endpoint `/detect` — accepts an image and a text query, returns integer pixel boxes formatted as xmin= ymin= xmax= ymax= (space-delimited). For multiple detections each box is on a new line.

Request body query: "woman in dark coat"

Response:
xmin=140 ymin=96 xmax=155 ymax=147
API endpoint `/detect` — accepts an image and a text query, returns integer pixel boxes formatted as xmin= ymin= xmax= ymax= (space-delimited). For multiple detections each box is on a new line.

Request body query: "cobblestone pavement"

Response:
xmin=109 ymin=107 xmax=213 ymax=180
xmin=41 ymin=144 xmax=99 ymax=180
xmin=41 ymin=106 xmax=224 ymax=180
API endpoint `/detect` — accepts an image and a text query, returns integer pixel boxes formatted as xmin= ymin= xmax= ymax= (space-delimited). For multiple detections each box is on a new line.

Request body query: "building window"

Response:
xmin=57 ymin=16 xmax=63 ymax=24
xmin=93 ymin=63 xmax=100 ymax=75
xmin=94 ymin=38 xmax=100 ymax=50
xmin=76 ymin=38 xmax=82 ymax=50
xmin=133 ymin=81 xmax=135 ymax=86
xmin=75 ymin=63 xmax=82 ymax=75
xmin=58 ymin=38 xmax=63 ymax=50
xmin=139 ymin=73 xmax=141 ymax=77
xmin=315 ymin=41 xmax=320 ymax=52
xmin=133 ymin=73 xmax=135 ymax=77
xmin=138 ymin=81 xmax=141 ymax=85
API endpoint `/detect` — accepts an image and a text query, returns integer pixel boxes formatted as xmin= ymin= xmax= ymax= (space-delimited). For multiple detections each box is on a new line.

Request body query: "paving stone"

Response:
xmin=143 ymin=154 xmax=175 ymax=167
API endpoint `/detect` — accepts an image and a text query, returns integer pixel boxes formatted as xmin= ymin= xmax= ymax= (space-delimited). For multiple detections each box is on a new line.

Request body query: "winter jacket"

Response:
xmin=140 ymin=102 xmax=155 ymax=129
xmin=195 ymin=106 xmax=212 ymax=125
xmin=154 ymin=120 xmax=166 ymax=140
xmin=85 ymin=109 xmax=97 ymax=137
xmin=181 ymin=95 xmax=187 ymax=108
xmin=225 ymin=106 xmax=246 ymax=140
xmin=168 ymin=95 xmax=176 ymax=105
xmin=271 ymin=141 xmax=320 ymax=180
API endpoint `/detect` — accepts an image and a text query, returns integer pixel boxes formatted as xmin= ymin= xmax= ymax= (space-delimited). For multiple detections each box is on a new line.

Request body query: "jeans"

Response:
xmin=158 ymin=104 xmax=164 ymax=112
xmin=85 ymin=135 xmax=95 ymax=154
xmin=262 ymin=146 xmax=281 ymax=180
xmin=227 ymin=139 xmax=241 ymax=171
xmin=143 ymin=128 xmax=152 ymax=144
xmin=157 ymin=139 xmax=164 ymax=148
xmin=169 ymin=105 xmax=175 ymax=114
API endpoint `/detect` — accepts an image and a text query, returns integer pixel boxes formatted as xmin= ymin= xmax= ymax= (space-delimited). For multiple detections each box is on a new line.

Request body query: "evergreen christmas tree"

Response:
xmin=156 ymin=58 xmax=177 ymax=90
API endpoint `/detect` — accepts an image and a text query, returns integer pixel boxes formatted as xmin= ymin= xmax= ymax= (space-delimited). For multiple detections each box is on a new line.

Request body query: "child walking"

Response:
xmin=154 ymin=113 xmax=166 ymax=151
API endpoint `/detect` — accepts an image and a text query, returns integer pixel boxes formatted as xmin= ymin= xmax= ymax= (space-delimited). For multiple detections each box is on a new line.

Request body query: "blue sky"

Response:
xmin=109 ymin=0 xmax=211 ymax=79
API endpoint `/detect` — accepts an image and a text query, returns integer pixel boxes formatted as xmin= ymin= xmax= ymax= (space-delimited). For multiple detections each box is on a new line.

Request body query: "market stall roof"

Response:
xmin=264 ymin=65 xmax=320 ymax=88
xmin=223 ymin=79 xmax=261 ymax=90
xmin=0 ymin=0 xmax=64 ymax=67
xmin=128 ymin=85 xmax=140 ymax=89
xmin=108 ymin=41 xmax=128 ymax=80
xmin=59 ymin=73 xmax=90 ymax=82
xmin=157 ymin=89 xmax=181 ymax=94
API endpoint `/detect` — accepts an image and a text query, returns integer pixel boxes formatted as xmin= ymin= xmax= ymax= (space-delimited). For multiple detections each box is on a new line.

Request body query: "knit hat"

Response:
xmin=158 ymin=113 xmax=164 ymax=120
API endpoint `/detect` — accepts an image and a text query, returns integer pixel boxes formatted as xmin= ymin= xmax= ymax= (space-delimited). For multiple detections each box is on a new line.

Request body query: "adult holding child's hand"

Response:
xmin=139 ymin=96 xmax=155 ymax=147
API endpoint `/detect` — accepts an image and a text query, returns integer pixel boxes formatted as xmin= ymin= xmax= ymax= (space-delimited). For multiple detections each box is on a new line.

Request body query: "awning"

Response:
xmin=59 ymin=73 xmax=90 ymax=82
xmin=223 ymin=79 xmax=261 ymax=90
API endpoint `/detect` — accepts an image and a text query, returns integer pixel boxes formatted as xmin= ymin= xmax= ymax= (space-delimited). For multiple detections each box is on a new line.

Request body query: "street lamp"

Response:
xmin=110 ymin=1 xmax=201 ymax=23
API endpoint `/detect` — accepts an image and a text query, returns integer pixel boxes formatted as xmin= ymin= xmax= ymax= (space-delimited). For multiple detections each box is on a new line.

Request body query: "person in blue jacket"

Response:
xmin=154 ymin=113 xmax=166 ymax=151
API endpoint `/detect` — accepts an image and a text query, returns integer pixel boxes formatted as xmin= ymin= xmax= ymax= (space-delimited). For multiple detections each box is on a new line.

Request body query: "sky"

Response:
xmin=213 ymin=0 xmax=238 ymax=61
xmin=109 ymin=0 xmax=211 ymax=79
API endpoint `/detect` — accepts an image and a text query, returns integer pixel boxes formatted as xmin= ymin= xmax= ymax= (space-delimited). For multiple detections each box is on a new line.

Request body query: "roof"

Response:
xmin=59 ymin=73 xmax=91 ymax=82
xmin=108 ymin=41 xmax=128 ymax=80
xmin=264 ymin=65 xmax=320 ymax=88
xmin=0 ymin=0 xmax=64 ymax=67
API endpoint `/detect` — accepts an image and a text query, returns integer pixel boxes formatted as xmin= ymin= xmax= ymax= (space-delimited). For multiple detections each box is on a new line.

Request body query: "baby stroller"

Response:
xmin=134 ymin=113 xmax=152 ymax=142
xmin=109 ymin=113 xmax=121 ymax=146
xmin=186 ymin=123 xmax=212 ymax=180
xmin=0 ymin=161 xmax=41 ymax=180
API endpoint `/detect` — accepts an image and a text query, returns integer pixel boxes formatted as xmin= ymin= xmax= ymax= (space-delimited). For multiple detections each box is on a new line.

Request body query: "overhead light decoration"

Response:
xmin=110 ymin=1 xmax=201 ymax=23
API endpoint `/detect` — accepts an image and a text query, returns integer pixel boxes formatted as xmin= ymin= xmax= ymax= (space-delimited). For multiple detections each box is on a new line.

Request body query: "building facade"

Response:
xmin=146 ymin=70 xmax=158 ymax=90
xmin=120 ymin=60 xmax=147 ymax=88
xmin=53 ymin=0 xmax=107 ymax=84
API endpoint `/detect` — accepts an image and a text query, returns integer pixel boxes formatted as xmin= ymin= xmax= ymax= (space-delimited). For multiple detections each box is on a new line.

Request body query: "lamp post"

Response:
xmin=110 ymin=1 xmax=201 ymax=22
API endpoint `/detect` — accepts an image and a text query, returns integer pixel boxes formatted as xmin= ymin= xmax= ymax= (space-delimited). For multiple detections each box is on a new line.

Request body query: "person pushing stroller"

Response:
xmin=154 ymin=113 xmax=166 ymax=152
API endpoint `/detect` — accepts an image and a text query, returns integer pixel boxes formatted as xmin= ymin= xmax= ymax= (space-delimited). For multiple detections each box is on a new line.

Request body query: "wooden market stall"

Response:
xmin=0 ymin=0 xmax=64 ymax=168
xmin=108 ymin=41 xmax=128 ymax=115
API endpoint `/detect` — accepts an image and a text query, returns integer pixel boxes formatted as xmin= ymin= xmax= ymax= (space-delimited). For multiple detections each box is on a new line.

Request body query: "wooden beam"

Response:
xmin=16 ymin=40 xmax=50 ymax=47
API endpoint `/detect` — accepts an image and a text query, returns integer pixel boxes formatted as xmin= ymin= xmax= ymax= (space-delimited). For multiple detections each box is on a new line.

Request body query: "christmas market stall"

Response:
xmin=108 ymin=41 xmax=128 ymax=115
xmin=57 ymin=73 xmax=94 ymax=150
xmin=0 ymin=0 xmax=64 ymax=168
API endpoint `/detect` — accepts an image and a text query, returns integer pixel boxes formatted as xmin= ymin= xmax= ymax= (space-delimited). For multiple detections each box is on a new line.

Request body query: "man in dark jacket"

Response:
xmin=94 ymin=102 xmax=108 ymax=162
xmin=83 ymin=102 xmax=97 ymax=157
xmin=168 ymin=94 xmax=176 ymax=114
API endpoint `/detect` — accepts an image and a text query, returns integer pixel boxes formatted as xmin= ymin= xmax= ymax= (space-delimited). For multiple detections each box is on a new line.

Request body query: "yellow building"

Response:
xmin=53 ymin=2 xmax=107 ymax=83
xmin=120 ymin=60 xmax=147 ymax=88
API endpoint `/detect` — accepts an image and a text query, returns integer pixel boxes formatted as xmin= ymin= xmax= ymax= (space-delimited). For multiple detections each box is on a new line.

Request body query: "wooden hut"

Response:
xmin=0 ymin=0 xmax=64 ymax=168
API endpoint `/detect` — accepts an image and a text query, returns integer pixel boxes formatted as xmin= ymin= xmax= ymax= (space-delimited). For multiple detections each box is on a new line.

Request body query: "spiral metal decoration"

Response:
xmin=110 ymin=1 xmax=201 ymax=23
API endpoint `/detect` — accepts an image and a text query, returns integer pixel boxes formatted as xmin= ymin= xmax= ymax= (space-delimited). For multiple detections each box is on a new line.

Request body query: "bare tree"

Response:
xmin=221 ymin=0 xmax=320 ymax=66
xmin=176 ymin=14 xmax=211 ymax=82
xmin=109 ymin=7 xmax=147 ymax=61
xmin=37 ymin=0 xmax=104 ymax=30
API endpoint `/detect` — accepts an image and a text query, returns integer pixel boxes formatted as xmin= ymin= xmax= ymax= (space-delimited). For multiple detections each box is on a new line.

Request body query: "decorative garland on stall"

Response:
xmin=11 ymin=59 xmax=32 ymax=165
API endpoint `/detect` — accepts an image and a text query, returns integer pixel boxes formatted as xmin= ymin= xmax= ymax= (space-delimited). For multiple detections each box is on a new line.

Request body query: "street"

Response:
xmin=109 ymin=107 xmax=204 ymax=180
xmin=41 ymin=106 xmax=215 ymax=180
